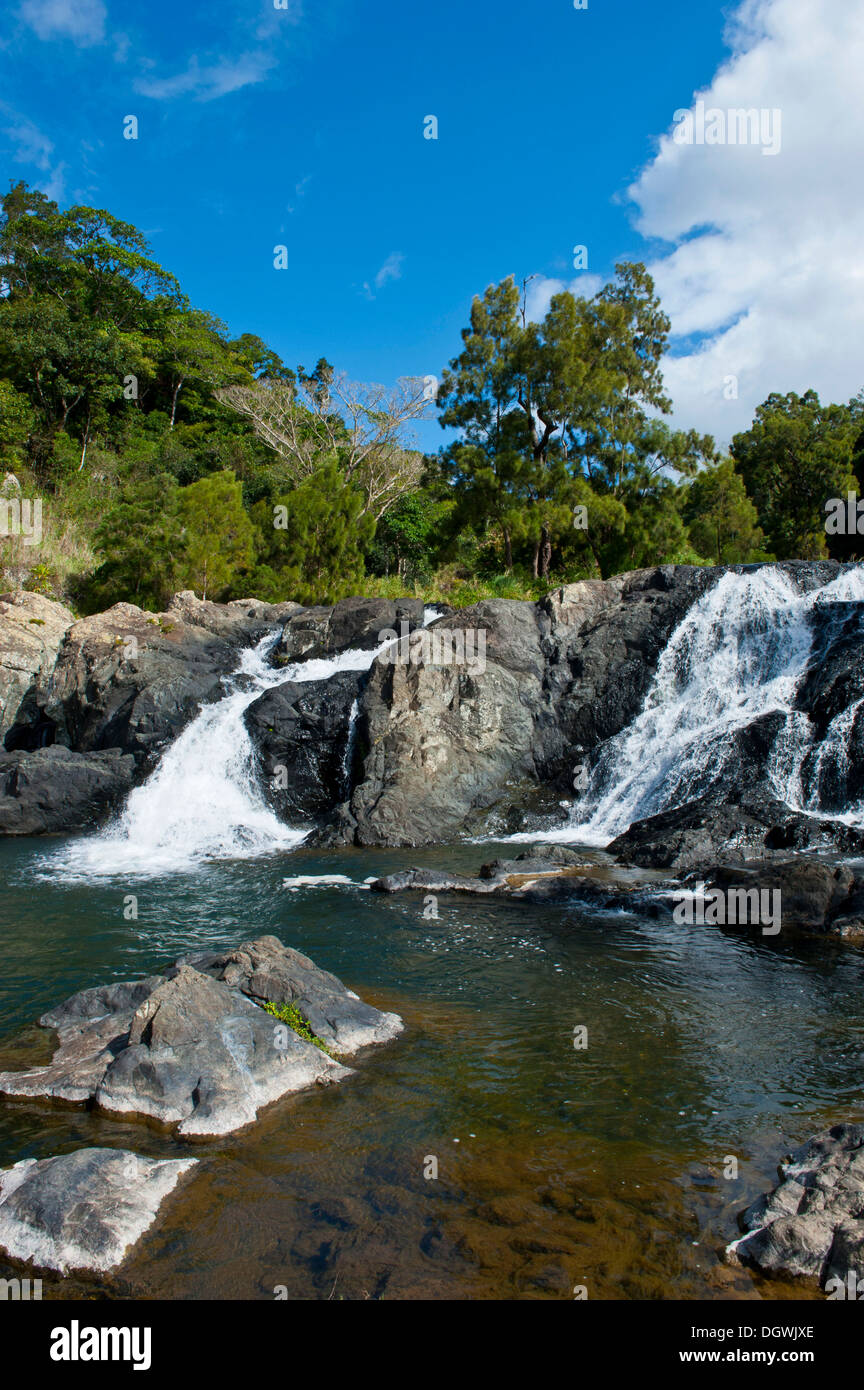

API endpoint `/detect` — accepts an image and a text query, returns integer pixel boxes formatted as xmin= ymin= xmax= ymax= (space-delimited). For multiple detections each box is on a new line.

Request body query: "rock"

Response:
xmin=0 ymin=746 xmax=136 ymax=835
xmin=36 ymin=602 xmax=248 ymax=763
xmin=0 ymin=937 xmax=402 ymax=1137
xmin=167 ymin=590 xmax=300 ymax=642
xmin=370 ymin=851 xmax=670 ymax=915
xmin=175 ymin=934 xmax=403 ymax=1053
xmin=702 ymin=860 xmax=856 ymax=934
xmin=0 ymin=1148 xmax=197 ymax=1274
xmin=609 ymin=788 xmax=864 ymax=872
xmin=275 ymin=597 xmax=425 ymax=662
xmin=0 ymin=591 xmax=73 ymax=741
xmin=244 ymin=670 xmax=363 ymax=820
xmin=337 ymin=568 xmax=730 ymax=847
xmin=729 ymin=1124 xmax=864 ymax=1285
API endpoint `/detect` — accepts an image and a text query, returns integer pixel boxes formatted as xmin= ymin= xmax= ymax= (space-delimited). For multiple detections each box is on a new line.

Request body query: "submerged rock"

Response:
xmin=0 ymin=1148 xmax=197 ymax=1274
xmin=729 ymin=1125 xmax=864 ymax=1286
xmin=0 ymin=937 xmax=403 ymax=1137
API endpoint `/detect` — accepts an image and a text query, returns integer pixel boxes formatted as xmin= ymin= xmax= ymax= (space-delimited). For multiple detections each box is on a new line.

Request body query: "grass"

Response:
xmin=263 ymin=999 xmax=335 ymax=1057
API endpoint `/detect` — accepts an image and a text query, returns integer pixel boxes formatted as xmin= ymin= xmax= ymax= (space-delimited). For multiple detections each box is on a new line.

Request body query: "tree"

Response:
xmin=731 ymin=390 xmax=858 ymax=558
xmin=176 ymin=469 xmax=255 ymax=599
xmin=682 ymin=458 xmax=765 ymax=564
xmin=83 ymin=473 xmax=184 ymax=612
xmin=219 ymin=361 xmax=430 ymax=521
xmin=252 ymin=462 xmax=375 ymax=604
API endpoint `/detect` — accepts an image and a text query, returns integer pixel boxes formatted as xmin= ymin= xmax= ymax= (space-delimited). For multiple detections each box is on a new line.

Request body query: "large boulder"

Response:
xmin=167 ymin=590 xmax=300 ymax=641
xmin=244 ymin=669 xmax=362 ymax=820
xmin=342 ymin=600 xmax=546 ymax=846
xmin=0 ymin=590 xmax=73 ymax=742
xmin=729 ymin=1125 xmax=864 ymax=1286
xmin=335 ymin=569 xmax=728 ymax=847
xmin=0 ymin=1148 xmax=197 ymax=1274
xmin=0 ymin=745 xmax=136 ymax=835
xmin=0 ymin=937 xmax=403 ymax=1137
xmin=37 ymin=602 xmax=256 ymax=762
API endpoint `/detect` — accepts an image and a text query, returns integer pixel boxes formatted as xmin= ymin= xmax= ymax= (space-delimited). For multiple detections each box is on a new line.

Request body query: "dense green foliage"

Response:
xmin=1 ymin=180 xmax=862 ymax=612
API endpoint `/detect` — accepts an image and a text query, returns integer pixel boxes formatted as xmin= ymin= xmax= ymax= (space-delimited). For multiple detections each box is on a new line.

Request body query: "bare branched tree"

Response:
xmin=218 ymin=370 xmax=432 ymax=521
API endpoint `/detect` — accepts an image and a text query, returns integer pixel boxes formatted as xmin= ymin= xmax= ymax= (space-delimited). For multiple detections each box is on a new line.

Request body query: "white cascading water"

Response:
xmin=567 ymin=564 xmax=864 ymax=846
xmin=47 ymin=605 xmax=445 ymax=878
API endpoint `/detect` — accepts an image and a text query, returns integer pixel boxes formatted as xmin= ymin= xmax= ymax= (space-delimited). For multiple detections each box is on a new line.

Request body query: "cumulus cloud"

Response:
xmin=134 ymin=52 xmax=276 ymax=102
xmin=628 ymin=0 xmax=864 ymax=441
xmin=19 ymin=0 xmax=106 ymax=46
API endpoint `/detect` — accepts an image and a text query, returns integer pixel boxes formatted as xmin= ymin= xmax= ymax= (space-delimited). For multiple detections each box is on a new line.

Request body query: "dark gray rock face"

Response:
xmin=0 ymin=1148 xmax=197 ymax=1274
xmin=275 ymin=596 xmax=425 ymax=662
xmin=0 ymin=937 xmax=402 ymax=1137
xmin=729 ymin=1125 xmax=864 ymax=1286
xmin=244 ymin=670 xmax=362 ymax=820
xmin=0 ymin=745 xmax=136 ymax=835
xmin=608 ymin=789 xmax=864 ymax=872
xmin=335 ymin=568 xmax=729 ymax=847
xmin=39 ymin=603 xmax=249 ymax=762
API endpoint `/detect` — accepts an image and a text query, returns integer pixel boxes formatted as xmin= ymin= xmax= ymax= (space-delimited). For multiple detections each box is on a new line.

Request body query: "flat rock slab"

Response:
xmin=0 ymin=1147 xmax=197 ymax=1274
xmin=0 ymin=936 xmax=403 ymax=1137
xmin=728 ymin=1124 xmax=864 ymax=1285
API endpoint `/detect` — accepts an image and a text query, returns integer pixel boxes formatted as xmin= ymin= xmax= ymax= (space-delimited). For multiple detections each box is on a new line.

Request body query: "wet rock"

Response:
xmin=0 ymin=1147 xmax=197 ymax=1274
xmin=0 ymin=745 xmax=136 ymax=835
xmin=701 ymin=860 xmax=857 ymax=933
xmin=39 ymin=602 xmax=247 ymax=763
xmin=0 ymin=937 xmax=402 ymax=1137
xmin=609 ymin=789 xmax=864 ymax=872
xmin=370 ymin=851 xmax=668 ymax=914
xmin=729 ymin=1124 xmax=864 ymax=1285
xmin=244 ymin=669 xmax=363 ymax=820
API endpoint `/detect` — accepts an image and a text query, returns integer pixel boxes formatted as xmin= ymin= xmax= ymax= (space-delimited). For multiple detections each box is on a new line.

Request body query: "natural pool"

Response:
xmin=2 ymin=835 xmax=863 ymax=1300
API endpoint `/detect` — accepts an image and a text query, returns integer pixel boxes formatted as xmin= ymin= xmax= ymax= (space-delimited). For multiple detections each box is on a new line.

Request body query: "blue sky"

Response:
xmin=1 ymin=0 xmax=861 ymax=450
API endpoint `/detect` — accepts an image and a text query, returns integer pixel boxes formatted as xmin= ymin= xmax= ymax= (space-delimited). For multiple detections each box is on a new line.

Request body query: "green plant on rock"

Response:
xmin=262 ymin=999 xmax=334 ymax=1056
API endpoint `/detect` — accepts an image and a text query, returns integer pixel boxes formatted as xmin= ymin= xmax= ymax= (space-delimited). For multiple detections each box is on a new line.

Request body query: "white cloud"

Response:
xmin=524 ymin=273 xmax=604 ymax=325
xmin=627 ymin=0 xmax=864 ymax=442
xmin=134 ymin=52 xmax=276 ymax=102
xmin=375 ymin=252 xmax=404 ymax=289
xmin=19 ymin=0 xmax=106 ymax=46
xmin=3 ymin=114 xmax=66 ymax=200
xmin=362 ymin=252 xmax=405 ymax=300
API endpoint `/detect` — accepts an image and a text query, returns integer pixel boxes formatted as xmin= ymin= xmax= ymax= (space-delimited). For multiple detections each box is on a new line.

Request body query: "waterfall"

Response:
xmin=44 ymin=604 xmax=444 ymax=879
xmin=45 ymin=634 xmax=389 ymax=879
xmin=567 ymin=564 xmax=864 ymax=846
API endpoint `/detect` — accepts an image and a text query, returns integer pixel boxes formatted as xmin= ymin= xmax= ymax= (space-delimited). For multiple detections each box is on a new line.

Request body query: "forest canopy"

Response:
xmin=1 ymin=180 xmax=862 ymax=613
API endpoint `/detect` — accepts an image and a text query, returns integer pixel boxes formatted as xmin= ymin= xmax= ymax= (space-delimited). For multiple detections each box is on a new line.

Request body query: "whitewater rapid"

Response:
xmin=562 ymin=564 xmax=864 ymax=846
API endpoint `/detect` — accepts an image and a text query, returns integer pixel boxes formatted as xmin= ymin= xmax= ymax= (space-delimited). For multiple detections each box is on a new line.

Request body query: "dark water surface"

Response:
xmin=2 ymin=835 xmax=863 ymax=1300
